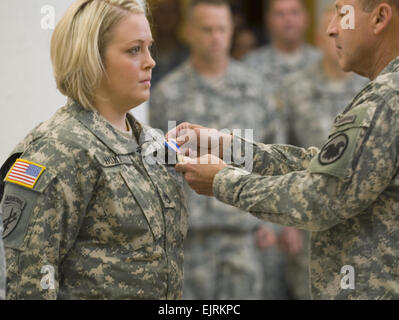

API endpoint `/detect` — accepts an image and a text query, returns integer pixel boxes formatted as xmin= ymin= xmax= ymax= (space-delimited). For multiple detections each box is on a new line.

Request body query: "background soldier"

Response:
xmin=245 ymin=0 xmax=320 ymax=299
xmin=173 ymin=0 xmax=399 ymax=299
xmin=150 ymin=0 xmax=277 ymax=299
xmin=276 ymin=6 xmax=369 ymax=300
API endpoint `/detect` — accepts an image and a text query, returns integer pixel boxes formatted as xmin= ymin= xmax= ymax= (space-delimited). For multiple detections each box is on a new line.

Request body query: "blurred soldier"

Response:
xmin=150 ymin=0 xmax=276 ymax=299
xmin=276 ymin=6 xmax=369 ymax=300
xmin=245 ymin=0 xmax=321 ymax=299
xmin=0 ymin=209 xmax=5 ymax=300
xmin=150 ymin=0 xmax=189 ymax=86
xmin=174 ymin=0 xmax=399 ymax=300
xmin=245 ymin=0 xmax=320 ymax=97
xmin=231 ymin=27 xmax=259 ymax=60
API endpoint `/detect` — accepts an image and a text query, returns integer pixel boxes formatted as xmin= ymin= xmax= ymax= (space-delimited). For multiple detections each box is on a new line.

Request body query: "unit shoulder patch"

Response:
xmin=318 ymin=134 xmax=349 ymax=165
xmin=1 ymin=194 xmax=26 ymax=238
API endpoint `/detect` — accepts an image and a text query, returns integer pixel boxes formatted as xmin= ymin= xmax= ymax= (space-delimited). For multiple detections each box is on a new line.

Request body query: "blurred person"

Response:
xmin=245 ymin=0 xmax=320 ymax=96
xmin=231 ymin=27 xmax=259 ymax=60
xmin=245 ymin=0 xmax=321 ymax=299
xmin=171 ymin=0 xmax=399 ymax=300
xmin=150 ymin=0 xmax=277 ymax=300
xmin=0 ymin=0 xmax=188 ymax=299
xmin=276 ymin=7 xmax=369 ymax=300
xmin=150 ymin=0 xmax=189 ymax=85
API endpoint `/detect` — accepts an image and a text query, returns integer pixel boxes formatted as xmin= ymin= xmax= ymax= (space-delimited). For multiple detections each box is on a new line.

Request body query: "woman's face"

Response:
xmin=98 ymin=13 xmax=156 ymax=111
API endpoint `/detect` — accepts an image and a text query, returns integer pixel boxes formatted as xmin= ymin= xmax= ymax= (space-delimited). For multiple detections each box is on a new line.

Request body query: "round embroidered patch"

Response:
xmin=319 ymin=133 xmax=349 ymax=165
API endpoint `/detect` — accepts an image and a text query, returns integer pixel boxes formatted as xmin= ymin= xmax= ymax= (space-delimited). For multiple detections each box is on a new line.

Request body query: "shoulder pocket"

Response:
xmin=308 ymin=104 xmax=376 ymax=181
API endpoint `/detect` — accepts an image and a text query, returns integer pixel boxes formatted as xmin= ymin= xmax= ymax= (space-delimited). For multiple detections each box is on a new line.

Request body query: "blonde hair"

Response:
xmin=51 ymin=0 xmax=146 ymax=110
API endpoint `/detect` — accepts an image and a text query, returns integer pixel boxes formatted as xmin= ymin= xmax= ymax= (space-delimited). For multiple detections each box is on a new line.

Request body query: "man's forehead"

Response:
xmin=335 ymin=0 xmax=357 ymax=8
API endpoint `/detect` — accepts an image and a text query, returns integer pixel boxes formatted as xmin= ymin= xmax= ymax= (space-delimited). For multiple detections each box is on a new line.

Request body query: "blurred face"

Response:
xmin=317 ymin=10 xmax=340 ymax=64
xmin=98 ymin=13 xmax=156 ymax=110
xmin=233 ymin=29 xmax=258 ymax=60
xmin=327 ymin=0 xmax=374 ymax=75
xmin=267 ymin=0 xmax=308 ymax=44
xmin=188 ymin=4 xmax=234 ymax=61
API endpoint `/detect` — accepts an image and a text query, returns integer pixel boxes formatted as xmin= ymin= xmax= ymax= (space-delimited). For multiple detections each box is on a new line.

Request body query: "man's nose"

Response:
xmin=327 ymin=15 xmax=338 ymax=38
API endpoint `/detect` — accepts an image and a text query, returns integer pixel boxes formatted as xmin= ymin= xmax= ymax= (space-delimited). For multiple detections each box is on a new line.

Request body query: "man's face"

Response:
xmin=317 ymin=10 xmax=340 ymax=64
xmin=327 ymin=0 xmax=375 ymax=75
xmin=188 ymin=4 xmax=233 ymax=61
xmin=267 ymin=0 xmax=308 ymax=44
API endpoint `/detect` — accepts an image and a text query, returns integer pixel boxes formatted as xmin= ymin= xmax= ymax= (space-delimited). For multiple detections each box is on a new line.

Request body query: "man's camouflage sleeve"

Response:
xmin=216 ymin=96 xmax=398 ymax=231
xmin=2 ymin=139 xmax=94 ymax=299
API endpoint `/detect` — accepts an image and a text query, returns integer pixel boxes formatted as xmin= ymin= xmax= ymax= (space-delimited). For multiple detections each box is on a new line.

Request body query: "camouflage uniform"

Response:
xmin=150 ymin=59 xmax=276 ymax=299
xmin=244 ymin=44 xmax=321 ymax=97
xmin=0 ymin=211 xmax=5 ymax=300
xmin=213 ymin=56 xmax=399 ymax=299
xmin=277 ymin=60 xmax=369 ymax=299
xmin=245 ymin=44 xmax=321 ymax=299
xmin=0 ymin=101 xmax=188 ymax=300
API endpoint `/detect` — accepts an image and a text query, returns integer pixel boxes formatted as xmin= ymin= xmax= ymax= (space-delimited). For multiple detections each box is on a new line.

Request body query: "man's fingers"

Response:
xmin=175 ymin=163 xmax=189 ymax=173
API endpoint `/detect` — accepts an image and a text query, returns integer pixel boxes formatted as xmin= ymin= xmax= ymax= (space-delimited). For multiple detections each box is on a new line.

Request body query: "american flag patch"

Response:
xmin=5 ymin=159 xmax=46 ymax=189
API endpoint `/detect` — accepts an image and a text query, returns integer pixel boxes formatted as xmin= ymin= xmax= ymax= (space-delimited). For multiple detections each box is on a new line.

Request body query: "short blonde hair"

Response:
xmin=51 ymin=0 xmax=146 ymax=110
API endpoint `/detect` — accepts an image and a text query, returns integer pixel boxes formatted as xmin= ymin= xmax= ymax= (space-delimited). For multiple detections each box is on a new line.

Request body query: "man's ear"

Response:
xmin=372 ymin=3 xmax=393 ymax=35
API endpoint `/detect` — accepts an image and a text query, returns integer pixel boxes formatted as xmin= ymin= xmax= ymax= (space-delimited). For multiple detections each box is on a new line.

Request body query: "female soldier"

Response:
xmin=0 ymin=0 xmax=188 ymax=299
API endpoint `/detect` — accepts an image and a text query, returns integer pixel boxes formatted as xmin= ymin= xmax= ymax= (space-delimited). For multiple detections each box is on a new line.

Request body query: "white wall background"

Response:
xmin=0 ymin=0 xmax=148 ymax=164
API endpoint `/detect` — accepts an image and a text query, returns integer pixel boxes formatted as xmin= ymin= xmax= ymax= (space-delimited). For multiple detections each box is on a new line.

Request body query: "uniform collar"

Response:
xmin=376 ymin=55 xmax=399 ymax=79
xmin=70 ymin=102 xmax=149 ymax=155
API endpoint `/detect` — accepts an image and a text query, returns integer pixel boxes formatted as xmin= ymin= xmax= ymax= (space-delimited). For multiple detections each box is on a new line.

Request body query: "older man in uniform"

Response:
xmin=150 ymin=0 xmax=277 ymax=299
xmin=276 ymin=6 xmax=369 ymax=300
xmin=173 ymin=0 xmax=399 ymax=299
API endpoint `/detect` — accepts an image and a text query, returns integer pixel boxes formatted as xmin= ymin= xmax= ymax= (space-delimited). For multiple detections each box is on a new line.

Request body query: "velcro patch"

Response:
xmin=1 ymin=194 xmax=26 ymax=238
xmin=5 ymin=159 xmax=46 ymax=189
xmin=319 ymin=134 xmax=348 ymax=165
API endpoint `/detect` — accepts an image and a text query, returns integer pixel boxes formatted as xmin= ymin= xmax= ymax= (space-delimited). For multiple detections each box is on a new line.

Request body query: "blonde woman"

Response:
xmin=0 ymin=0 xmax=188 ymax=299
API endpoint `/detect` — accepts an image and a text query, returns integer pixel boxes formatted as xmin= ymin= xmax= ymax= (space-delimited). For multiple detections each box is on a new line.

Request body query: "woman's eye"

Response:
xmin=129 ymin=46 xmax=141 ymax=55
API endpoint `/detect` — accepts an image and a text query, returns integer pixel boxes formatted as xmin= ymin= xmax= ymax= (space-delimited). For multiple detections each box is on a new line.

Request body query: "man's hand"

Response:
xmin=166 ymin=122 xmax=232 ymax=159
xmin=278 ymin=226 xmax=303 ymax=255
xmin=255 ymin=226 xmax=277 ymax=249
xmin=175 ymin=154 xmax=227 ymax=196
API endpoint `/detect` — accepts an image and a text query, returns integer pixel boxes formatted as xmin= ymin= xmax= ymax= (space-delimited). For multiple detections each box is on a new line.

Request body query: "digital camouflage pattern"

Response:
xmin=213 ymin=56 xmax=399 ymax=299
xmin=277 ymin=60 xmax=368 ymax=299
xmin=278 ymin=60 xmax=369 ymax=149
xmin=244 ymin=44 xmax=321 ymax=96
xmin=150 ymin=59 xmax=274 ymax=299
xmin=0 ymin=213 xmax=5 ymax=300
xmin=0 ymin=101 xmax=188 ymax=300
